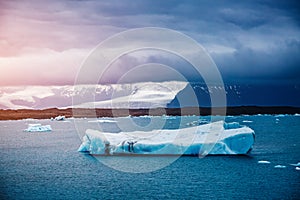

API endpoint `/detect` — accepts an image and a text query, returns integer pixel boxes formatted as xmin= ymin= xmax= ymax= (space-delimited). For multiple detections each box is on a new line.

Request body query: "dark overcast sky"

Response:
xmin=0 ymin=0 xmax=299 ymax=86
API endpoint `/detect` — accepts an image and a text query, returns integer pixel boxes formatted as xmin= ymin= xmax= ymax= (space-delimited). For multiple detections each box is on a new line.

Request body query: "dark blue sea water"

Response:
xmin=0 ymin=115 xmax=300 ymax=199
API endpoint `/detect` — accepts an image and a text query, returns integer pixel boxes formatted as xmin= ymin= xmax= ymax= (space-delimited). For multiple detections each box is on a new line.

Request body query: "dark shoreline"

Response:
xmin=0 ymin=106 xmax=300 ymax=120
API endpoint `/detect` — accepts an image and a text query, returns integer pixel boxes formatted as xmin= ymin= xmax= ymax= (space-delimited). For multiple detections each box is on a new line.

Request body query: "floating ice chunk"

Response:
xmin=186 ymin=121 xmax=198 ymax=126
xmin=54 ymin=115 xmax=65 ymax=121
xmin=134 ymin=115 xmax=151 ymax=119
xmin=290 ymin=162 xmax=300 ymax=167
xmin=24 ymin=118 xmax=35 ymax=121
xmin=258 ymin=160 xmax=271 ymax=164
xmin=242 ymin=120 xmax=253 ymax=123
xmin=275 ymin=114 xmax=286 ymax=117
xmin=274 ymin=165 xmax=286 ymax=168
xmin=24 ymin=124 xmax=52 ymax=132
xmin=198 ymin=119 xmax=209 ymax=124
xmin=296 ymin=167 xmax=300 ymax=171
xmin=78 ymin=121 xmax=255 ymax=155
xmin=88 ymin=119 xmax=117 ymax=123
xmin=162 ymin=115 xmax=177 ymax=120
xmin=223 ymin=122 xmax=242 ymax=129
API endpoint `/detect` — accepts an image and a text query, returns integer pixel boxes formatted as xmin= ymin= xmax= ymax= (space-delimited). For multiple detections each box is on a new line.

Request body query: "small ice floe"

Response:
xmin=24 ymin=118 xmax=35 ymax=121
xmin=275 ymin=118 xmax=280 ymax=121
xmin=55 ymin=115 xmax=65 ymax=121
xmin=162 ymin=115 xmax=177 ymax=120
xmin=294 ymin=113 xmax=300 ymax=117
xmin=274 ymin=165 xmax=286 ymax=168
xmin=258 ymin=160 xmax=271 ymax=164
xmin=296 ymin=167 xmax=300 ymax=171
xmin=186 ymin=121 xmax=198 ymax=126
xmin=88 ymin=119 xmax=117 ymax=123
xmin=290 ymin=162 xmax=300 ymax=167
xmin=24 ymin=124 xmax=52 ymax=132
xmin=242 ymin=120 xmax=253 ymax=123
xmin=224 ymin=122 xmax=242 ymax=129
xmin=198 ymin=119 xmax=208 ymax=124
xmin=275 ymin=114 xmax=286 ymax=118
xmin=136 ymin=115 xmax=151 ymax=119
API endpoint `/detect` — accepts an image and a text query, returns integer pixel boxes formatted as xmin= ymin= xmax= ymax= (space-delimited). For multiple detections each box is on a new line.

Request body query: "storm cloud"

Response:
xmin=0 ymin=0 xmax=299 ymax=85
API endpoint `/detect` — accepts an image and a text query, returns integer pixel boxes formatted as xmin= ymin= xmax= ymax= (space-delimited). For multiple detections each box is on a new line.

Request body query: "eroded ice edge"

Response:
xmin=78 ymin=121 xmax=255 ymax=155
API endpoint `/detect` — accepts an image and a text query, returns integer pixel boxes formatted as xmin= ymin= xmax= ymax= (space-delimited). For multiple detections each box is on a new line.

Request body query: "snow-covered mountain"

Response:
xmin=0 ymin=81 xmax=187 ymax=109
xmin=1 ymin=82 xmax=298 ymax=109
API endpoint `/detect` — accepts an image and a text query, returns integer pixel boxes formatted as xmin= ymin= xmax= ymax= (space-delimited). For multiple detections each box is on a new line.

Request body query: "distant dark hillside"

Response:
xmin=0 ymin=106 xmax=300 ymax=120
xmin=168 ymin=83 xmax=300 ymax=108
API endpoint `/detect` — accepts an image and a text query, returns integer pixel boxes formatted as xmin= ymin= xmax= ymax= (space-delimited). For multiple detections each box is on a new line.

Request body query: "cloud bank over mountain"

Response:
xmin=0 ymin=0 xmax=299 ymax=85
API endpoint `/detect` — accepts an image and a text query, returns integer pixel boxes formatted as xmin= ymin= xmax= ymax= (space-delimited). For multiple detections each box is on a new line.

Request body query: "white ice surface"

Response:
xmin=274 ymin=165 xmax=286 ymax=168
xmin=24 ymin=124 xmax=52 ymax=132
xmin=0 ymin=81 xmax=187 ymax=109
xmin=258 ymin=160 xmax=271 ymax=164
xmin=88 ymin=119 xmax=117 ymax=123
xmin=73 ymin=81 xmax=187 ymax=109
xmin=78 ymin=121 xmax=255 ymax=155
xmin=290 ymin=162 xmax=300 ymax=167
xmin=54 ymin=115 xmax=65 ymax=121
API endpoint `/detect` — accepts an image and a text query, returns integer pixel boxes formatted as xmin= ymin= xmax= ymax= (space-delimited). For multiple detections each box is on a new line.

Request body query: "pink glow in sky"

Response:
xmin=0 ymin=0 xmax=299 ymax=86
xmin=0 ymin=1 xmax=124 ymax=85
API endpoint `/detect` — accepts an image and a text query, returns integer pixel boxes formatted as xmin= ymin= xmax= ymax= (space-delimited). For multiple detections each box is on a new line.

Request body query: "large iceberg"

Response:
xmin=78 ymin=121 xmax=255 ymax=155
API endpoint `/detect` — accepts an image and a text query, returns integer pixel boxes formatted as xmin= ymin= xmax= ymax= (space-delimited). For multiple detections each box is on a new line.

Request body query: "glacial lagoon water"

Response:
xmin=0 ymin=115 xmax=299 ymax=199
